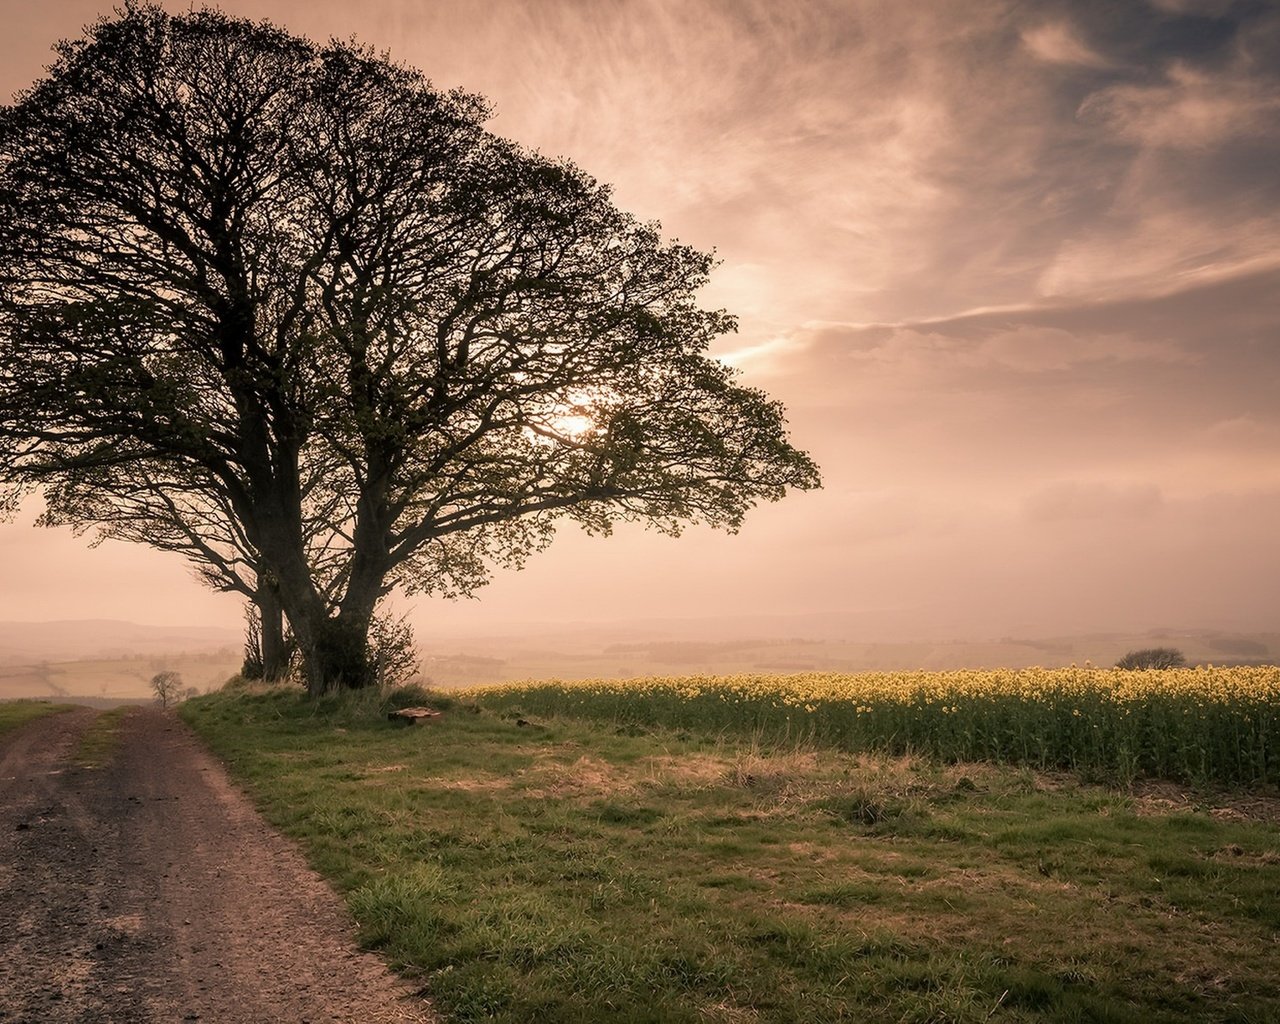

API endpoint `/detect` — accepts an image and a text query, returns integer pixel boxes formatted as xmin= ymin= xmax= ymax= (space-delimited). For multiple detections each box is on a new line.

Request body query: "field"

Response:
xmin=461 ymin=668 xmax=1280 ymax=787
xmin=182 ymin=668 xmax=1280 ymax=1024
xmin=0 ymin=699 xmax=71 ymax=737
xmin=415 ymin=628 xmax=1279 ymax=687
xmin=0 ymin=650 xmax=242 ymax=701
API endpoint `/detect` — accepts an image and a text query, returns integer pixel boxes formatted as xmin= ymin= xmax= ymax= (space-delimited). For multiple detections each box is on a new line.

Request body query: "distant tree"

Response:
xmin=151 ymin=670 xmax=184 ymax=707
xmin=0 ymin=6 xmax=819 ymax=696
xmin=1115 ymin=648 xmax=1187 ymax=670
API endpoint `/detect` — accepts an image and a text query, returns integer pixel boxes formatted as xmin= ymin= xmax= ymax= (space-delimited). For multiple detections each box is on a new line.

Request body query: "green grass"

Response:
xmin=75 ymin=705 xmax=133 ymax=767
xmin=0 ymin=699 xmax=73 ymax=737
xmin=183 ymin=685 xmax=1280 ymax=1024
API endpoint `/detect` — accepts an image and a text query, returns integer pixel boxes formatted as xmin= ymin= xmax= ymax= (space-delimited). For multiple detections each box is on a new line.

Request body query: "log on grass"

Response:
xmin=387 ymin=707 xmax=443 ymax=725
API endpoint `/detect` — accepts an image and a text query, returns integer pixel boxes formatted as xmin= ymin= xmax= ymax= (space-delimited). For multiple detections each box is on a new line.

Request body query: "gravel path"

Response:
xmin=0 ymin=706 xmax=435 ymax=1024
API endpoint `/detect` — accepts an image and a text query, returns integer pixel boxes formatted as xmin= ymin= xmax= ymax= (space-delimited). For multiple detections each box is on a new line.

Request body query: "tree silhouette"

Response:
xmin=150 ymin=670 xmax=183 ymax=708
xmin=0 ymin=7 xmax=819 ymax=694
xmin=43 ymin=460 xmax=300 ymax=678
xmin=1115 ymin=648 xmax=1187 ymax=670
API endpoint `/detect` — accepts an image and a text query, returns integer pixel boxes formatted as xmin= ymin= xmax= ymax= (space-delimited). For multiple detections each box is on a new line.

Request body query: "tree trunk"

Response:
xmin=289 ymin=501 xmax=390 ymax=696
xmin=257 ymin=578 xmax=290 ymax=682
xmin=302 ymin=612 xmax=376 ymax=696
xmin=265 ymin=553 xmax=380 ymax=697
xmin=243 ymin=470 xmax=385 ymax=696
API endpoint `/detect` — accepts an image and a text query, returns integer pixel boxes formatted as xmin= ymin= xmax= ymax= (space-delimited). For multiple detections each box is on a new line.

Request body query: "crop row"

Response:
xmin=458 ymin=667 xmax=1280 ymax=786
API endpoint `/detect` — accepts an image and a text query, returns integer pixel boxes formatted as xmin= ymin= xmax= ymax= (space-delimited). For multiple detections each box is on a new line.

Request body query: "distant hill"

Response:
xmin=1 ymin=616 xmax=1273 ymax=698
xmin=416 ymin=624 xmax=1279 ymax=687
xmin=0 ymin=619 xmax=240 ymax=663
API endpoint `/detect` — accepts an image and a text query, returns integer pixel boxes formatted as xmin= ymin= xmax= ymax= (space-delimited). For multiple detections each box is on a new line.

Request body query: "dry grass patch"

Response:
xmin=784 ymin=841 xmax=838 ymax=863
xmin=698 ymin=1001 xmax=760 ymax=1024
xmin=725 ymin=750 xmax=820 ymax=796
xmin=428 ymin=775 xmax=515 ymax=794
xmin=522 ymin=753 xmax=637 ymax=799
xmin=1207 ymin=843 xmax=1280 ymax=865
xmin=642 ymin=752 xmax=728 ymax=788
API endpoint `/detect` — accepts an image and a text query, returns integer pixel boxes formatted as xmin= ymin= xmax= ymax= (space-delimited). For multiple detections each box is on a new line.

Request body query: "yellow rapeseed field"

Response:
xmin=459 ymin=666 xmax=1280 ymax=785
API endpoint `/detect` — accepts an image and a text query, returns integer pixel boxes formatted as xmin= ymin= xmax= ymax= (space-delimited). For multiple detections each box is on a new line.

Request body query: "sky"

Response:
xmin=0 ymin=0 xmax=1277 ymax=643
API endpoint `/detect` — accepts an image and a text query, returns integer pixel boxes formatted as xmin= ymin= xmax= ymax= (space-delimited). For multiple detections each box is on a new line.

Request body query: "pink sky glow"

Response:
xmin=1 ymin=0 xmax=1277 ymax=642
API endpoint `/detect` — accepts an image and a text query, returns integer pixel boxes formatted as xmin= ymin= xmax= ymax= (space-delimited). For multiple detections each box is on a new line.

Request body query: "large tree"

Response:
xmin=0 ymin=6 xmax=820 ymax=695
xmin=39 ymin=458 xmax=325 ymax=680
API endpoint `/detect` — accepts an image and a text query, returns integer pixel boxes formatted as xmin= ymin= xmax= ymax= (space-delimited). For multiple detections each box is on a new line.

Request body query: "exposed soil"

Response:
xmin=1129 ymin=778 xmax=1280 ymax=822
xmin=0 ymin=706 xmax=434 ymax=1023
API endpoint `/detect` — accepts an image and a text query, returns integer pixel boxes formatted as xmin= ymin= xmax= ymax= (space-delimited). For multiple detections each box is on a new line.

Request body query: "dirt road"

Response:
xmin=0 ymin=706 xmax=434 ymax=1023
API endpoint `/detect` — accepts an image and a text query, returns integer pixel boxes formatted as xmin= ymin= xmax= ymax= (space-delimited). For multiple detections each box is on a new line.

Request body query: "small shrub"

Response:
xmin=1115 ymin=648 xmax=1186 ymax=670
xmin=370 ymin=612 xmax=420 ymax=689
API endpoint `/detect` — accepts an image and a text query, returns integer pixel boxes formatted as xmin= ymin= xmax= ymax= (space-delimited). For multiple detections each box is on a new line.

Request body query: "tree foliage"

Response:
xmin=369 ymin=612 xmax=420 ymax=690
xmin=0 ymin=6 xmax=820 ymax=694
xmin=1115 ymin=648 xmax=1187 ymax=670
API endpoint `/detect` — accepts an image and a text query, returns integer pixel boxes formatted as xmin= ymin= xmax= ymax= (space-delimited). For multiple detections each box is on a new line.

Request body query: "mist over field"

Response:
xmin=1 ymin=618 xmax=1274 ymax=701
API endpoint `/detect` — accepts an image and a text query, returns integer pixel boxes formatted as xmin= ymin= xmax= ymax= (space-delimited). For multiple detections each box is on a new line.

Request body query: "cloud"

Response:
xmin=1028 ymin=8 xmax=1280 ymax=302
xmin=1078 ymin=62 xmax=1280 ymax=149
xmin=1200 ymin=416 xmax=1280 ymax=448
xmin=757 ymin=315 xmax=1194 ymax=384
xmin=726 ymin=268 xmax=1280 ymax=525
xmin=185 ymin=0 xmax=1280 ymax=326
xmin=1022 ymin=22 xmax=1112 ymax=68
xmin=973 ymin=325 xmax=1192 ymax=371
xmin=1145 ymin=0 xmax=1238 ymax=15
xmin=1036 ymin=206 xmax=1280 ymax=300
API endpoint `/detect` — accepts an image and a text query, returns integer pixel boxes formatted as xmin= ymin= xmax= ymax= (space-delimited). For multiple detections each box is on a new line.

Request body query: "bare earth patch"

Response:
xmin=0 ymin=706 xmax=435 ymax=1023
xmin=1130 ymin=779 xmax=1280 ymax=822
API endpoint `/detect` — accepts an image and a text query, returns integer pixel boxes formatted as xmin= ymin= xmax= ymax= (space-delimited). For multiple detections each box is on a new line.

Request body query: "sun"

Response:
xmin=523 ymin=389 xmax=610 ymax=445
xmin=550 ymin=412 xmax=595 ymax=438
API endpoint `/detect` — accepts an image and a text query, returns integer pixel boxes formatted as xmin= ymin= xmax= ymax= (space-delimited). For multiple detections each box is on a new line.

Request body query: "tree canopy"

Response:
xmin=1115 ymin=648 xmax=1187 ymax=670
xmin=0 ymin=5 xmax=820 ymax=694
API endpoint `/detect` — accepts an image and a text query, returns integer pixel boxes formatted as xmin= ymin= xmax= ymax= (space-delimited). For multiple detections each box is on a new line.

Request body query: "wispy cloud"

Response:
xmin=1079 ymin=62 xmax=1280 ymax=149
xmin=734 ymin=268 xmax=1280 ymax=502
xmin=1036 ymin=206 xmax=1280 ymax=300
xmin=1022 ymin=22 xmax=1112 ymax=68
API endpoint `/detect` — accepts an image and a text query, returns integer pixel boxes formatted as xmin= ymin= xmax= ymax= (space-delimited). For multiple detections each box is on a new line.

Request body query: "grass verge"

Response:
xmin=0 ymin=699 xmax=73 ymax=738
xmin=183 ymin=686 xmax=1280 ymax=1024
